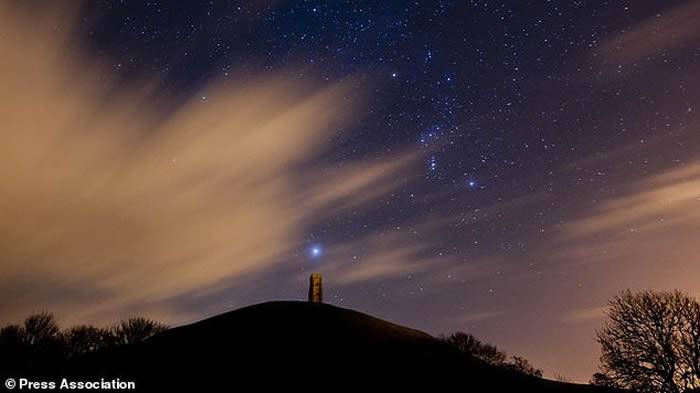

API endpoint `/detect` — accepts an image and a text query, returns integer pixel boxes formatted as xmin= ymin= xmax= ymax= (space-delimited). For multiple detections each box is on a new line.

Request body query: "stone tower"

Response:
xmin=308 ymin=273 xmax=322 ymax=303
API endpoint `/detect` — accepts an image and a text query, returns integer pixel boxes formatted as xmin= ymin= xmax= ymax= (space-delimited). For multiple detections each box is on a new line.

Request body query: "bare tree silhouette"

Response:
xmin=507 ymin=355 xmax=543 ymax=378
xmin=0 ymin=324 xmax=24 ymax=348
xmin=441 ymin=332 xmax=507 ymax=365
xmin=0 ymin=324 xmax=27 ymax=370
xmin=590 ymin=372 xmax=617 ymax=388
xmin=63 ymin=325 xmax=113 ymax=358
xmin=25 ymin=313 xmax=65 ymax=364
xmin=111 ymin=317 xmax=168 ymax=345
xmin=23 ymin=312 xmax=60 ymax=346
xmin=595 ymin=290 xmax=700 ymax=393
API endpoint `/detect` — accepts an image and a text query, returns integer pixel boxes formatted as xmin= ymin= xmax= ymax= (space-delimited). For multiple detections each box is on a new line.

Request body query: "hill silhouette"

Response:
xmin=66 ymin=301 xmax=626 ymax=391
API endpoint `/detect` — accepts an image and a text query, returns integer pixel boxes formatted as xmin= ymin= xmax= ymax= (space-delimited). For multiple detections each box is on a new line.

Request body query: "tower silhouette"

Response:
xmin=308 ymin=273 xmax=322 ymax=303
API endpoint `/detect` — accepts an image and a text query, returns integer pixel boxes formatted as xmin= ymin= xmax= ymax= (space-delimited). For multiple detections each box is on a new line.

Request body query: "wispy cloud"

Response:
xmin=598 ymin=2 xmax=700 ymax=65
xmin=298 ymin=221 xmax=443 ymax=285
xmin=564 ymin=160 xmax=700 ymax=240
xmin=0 ymin=5 xmax=417 ymax=326
xmin=561 ymin=306 xmax=607 ymax=324
xmin=550 ymin=157 xmax=700 ymax=293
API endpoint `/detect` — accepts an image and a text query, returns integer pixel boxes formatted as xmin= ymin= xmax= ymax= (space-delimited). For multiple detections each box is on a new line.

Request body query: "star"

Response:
xmin=309 ymin=244 xmax=323 ymax=258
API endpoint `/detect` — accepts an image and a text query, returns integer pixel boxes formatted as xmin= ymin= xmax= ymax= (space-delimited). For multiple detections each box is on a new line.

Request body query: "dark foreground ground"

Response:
xmin=6 ymin=302 xmax=627 ymax=391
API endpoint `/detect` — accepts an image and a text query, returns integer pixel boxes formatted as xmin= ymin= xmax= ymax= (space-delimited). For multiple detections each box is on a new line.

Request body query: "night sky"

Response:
xmin=1 ymin=1 xmax=699 ymax=382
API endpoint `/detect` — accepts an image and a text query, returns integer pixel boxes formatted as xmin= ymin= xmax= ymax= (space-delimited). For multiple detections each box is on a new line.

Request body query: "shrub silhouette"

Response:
xmin=23 ymin=312 xmax=61 ymax=346
xmin=0 ymin=324 xmax=24 ymax=348
xmin=111 ymin=317 xmax=168 ymax=345
xmin=594 ymin=289 xmax=700 ymax=393
xmin=507 ymin=355 xmax=543 ymax=378
xmin=22 ymin=313 xmax=65 ymax=368
xmin=0 ymin=324 xmax=28 ymax=371
xmin=441 ymin=332 xmax=507 ymax=365
xmin=441 ymin=331 xmax=542 ymax=377
xmin=63 ymin=325 xmax=113 ymax=358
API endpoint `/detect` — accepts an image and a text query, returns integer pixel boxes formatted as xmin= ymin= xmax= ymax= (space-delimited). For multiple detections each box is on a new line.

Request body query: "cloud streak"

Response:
xmin=0 ymin=4 xmax=417 ymax=326
xmin=561 ymin=306 xmax=607 ymax=324
xmin=598 ymin=2 xmax=700 ymax=65
xmin=564 ymin=160 xmax=700 ymax=240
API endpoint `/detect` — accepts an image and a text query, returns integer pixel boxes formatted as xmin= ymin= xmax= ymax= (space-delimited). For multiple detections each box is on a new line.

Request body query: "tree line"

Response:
xmin=0 ymin=312 xmax=166 ymax=372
